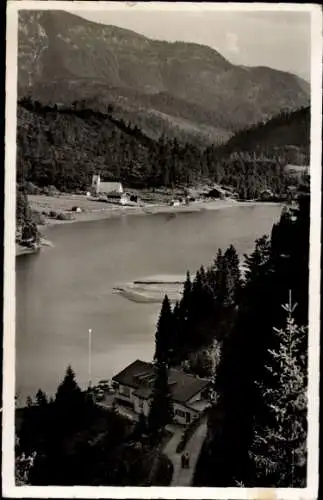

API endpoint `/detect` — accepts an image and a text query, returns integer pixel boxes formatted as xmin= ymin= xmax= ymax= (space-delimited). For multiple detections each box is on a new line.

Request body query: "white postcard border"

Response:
xmin=3 ymin=2 xmax=322 ymax=499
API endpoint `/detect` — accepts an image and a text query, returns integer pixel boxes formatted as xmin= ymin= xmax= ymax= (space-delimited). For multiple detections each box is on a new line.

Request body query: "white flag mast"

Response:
xmin=88 ymin=328 xmax=92 ymax=390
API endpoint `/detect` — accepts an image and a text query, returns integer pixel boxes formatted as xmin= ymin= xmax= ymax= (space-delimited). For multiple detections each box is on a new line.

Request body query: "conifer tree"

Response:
xmin=132 ymin=412 xmax=148 ymax=440
xmin=172 ymin=300 xmax=183 ymax=364
xmin=26 ymin=396 xmax=33 ymax=408
xmin=35 ymin=389 xmax=48 ymax=407
xmin=248 ymin=293 xmax=307 ymax=487
xmin=214 ymin=249 xmax=227 ymax=304
xmin=223 ymin=245 xmax=241 ymax=305
xmin=154 ymin=295 xmax=174 ymax=364
xmin=243 ymin=235 xmax=272 ymax=287
xmin=179 ymin=271 xmax=192 ymax=322
xmin=55 ymin=365 xmax=85 ymax=427
xmin=190 ymin=269 xmax=205 ymax=320
xmin=148 ymin=362 xmax=173 ymax=434
xmin=16 ymin=189 xmax=30 ymax=226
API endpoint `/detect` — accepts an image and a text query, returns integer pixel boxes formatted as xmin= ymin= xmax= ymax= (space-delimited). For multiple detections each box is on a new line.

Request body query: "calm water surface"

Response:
xmin=16 ymin=205 xmax=282 ymax=402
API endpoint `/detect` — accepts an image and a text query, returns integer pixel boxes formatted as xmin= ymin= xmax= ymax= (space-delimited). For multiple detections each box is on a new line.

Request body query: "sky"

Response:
xmin=73 ymin=8 xmax=311 ymax=81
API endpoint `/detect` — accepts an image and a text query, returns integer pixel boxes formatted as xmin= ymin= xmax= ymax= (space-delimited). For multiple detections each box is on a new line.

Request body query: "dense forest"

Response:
xmin=17 ymin=98 xmax=309 ymax=199
xmin=16 ymin=366 xmax=173 ymax=486
xmin=214 ymin=106 xmax=310 ymax=164
xmin=153 ymin=193 xmax=309 ymax=486
xmin=16 ymin=188 xmax=40 ymax=248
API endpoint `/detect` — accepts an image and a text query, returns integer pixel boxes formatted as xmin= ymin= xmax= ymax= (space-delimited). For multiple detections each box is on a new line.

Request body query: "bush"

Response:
xmin=25 ymin=181 xmax=41 ymax=195
xmin=56 ymin=212 xmax=75 ymax=221
xmin=48 ymin=211 xmax=58 ymax=218
xmin=154 ymin=454 xmax=173 ymax=486
xmin=31 ymin=210 xmax=46 ymax=225
xmin=43 ymin=185 xmax=60 ymax=197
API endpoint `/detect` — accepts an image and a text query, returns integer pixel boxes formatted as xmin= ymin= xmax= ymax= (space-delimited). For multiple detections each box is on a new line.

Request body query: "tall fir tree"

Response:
xmin=214 ymin=249 xmax=227 ymax=305
xmin=248 ymin=294 xmax=307 ymax=487
xmin=148 ymin=362 xmax=174 ymax=434
xmin=223 ymin=245 xmax=241 ymax=306
xmin=179 ymin=270 xmax=192 ymax=322
xmin=35 ymin=389 xmax=48 ymax=407
xmin=55 ymin=365 xmax=85 ymax=431
xmin=154 ymin=295 xmax=174 ymax=364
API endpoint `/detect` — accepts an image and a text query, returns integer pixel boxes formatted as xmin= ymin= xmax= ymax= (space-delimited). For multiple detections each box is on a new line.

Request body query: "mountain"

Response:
xmin=213 ymin=106 xmax=310 ymax=165
xmin=18 ymin=10 xmax=310 ymax=146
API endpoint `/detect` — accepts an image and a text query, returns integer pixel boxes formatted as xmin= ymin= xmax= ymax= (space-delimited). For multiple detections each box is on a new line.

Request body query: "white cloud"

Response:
xmin=225 ymin=32 xmax=240 ymax=54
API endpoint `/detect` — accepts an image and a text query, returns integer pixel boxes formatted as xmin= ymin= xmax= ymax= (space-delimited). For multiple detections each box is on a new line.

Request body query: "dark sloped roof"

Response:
xmin=112 ymin=359 xmax=210 ymax=403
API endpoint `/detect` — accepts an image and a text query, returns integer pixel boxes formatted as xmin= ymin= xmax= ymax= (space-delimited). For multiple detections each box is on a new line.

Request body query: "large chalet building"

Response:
xmin=112 ymin=360 xmax=211 ymax=425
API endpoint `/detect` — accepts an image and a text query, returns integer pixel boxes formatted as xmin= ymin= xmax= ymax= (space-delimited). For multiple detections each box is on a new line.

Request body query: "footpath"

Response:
xmin=163 ymin=417 xmax=208 ymax=486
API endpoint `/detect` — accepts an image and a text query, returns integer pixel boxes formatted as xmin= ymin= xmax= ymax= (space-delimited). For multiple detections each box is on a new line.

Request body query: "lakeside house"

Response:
xmin=259 ymin=188 xmax=274 ymax=201
xmin=170 ymin=199 xmax=181 ymax=207
xmin=103 ymin=191 xmax=130 ymax=204
xmin=90 ymin=175 xmax=135 ymax=205
xmin=204 ymin=187 xmax=226 ymax=200
xmin=112 ymin=360 xmax=211 ymax=425
xmin=91 ymin=174 xmax=123 ymax=197
xmin=284 ymin=164 xmax=309 ymax=179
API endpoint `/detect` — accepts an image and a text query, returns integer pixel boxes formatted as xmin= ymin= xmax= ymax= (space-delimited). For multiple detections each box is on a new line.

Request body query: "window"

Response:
xmin=186 ymin=412 xmax=191 ymax=423
xmin=201 ymin=388 xmax=209 ymax=399
xmin=175 ymin=409 xmax=186 ymax=418
xmin=120 ymin=386 xmax=130 ymax=398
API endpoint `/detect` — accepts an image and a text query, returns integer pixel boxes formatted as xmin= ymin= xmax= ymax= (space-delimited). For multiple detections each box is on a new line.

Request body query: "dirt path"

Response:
xmin=163 ymin=417 xmax=208 ymax=486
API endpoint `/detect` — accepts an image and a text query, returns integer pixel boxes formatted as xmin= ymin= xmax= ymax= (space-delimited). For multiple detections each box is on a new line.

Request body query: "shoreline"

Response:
xmin=16 ymin=237 xmax=54 ymax=257
xmin=16 ymin=199 xmax=283 ymax=257
xmin=41 ymin=199 xmax=283 ymax=229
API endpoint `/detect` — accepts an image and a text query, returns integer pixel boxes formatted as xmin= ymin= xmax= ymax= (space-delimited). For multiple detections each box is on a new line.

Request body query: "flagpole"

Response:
xmin=88 ymin=328 xmax=92 ymax=390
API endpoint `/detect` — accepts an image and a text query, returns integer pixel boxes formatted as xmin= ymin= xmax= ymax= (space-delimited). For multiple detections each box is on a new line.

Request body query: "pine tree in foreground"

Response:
xmin=55 ymin=365 xmax=85 ymax=429
xmin=248 ymin=292 xmax=307 ymax=487
xmin=154 ymin=295 xmax=174 ymax=364
xmin=148 ymin=362 xmax=174 ymax=434
xmin=35 ymin=389 xmax=48 ymax=407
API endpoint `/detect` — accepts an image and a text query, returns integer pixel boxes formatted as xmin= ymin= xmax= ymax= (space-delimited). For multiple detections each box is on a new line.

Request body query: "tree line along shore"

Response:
xmin=16 ymin=98 xmax=309 ymax=253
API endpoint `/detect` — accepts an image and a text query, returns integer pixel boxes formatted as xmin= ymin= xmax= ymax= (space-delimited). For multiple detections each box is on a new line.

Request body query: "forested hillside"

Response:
xmin=213 ymin=107 xmax=310 ymax=165
xmin=17 ymin=99 xmax=308 ymax=199
xmin=153 ymin=195 xmax=309 ymax=487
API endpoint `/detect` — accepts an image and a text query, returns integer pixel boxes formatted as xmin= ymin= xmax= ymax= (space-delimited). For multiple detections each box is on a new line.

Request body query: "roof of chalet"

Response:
xmin=112 ymin=359 xmax=210 ymax=403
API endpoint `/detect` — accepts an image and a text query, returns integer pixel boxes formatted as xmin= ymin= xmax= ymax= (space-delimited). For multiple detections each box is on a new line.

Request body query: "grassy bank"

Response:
xmin=27 ymin=192 xmax=279 ymax=229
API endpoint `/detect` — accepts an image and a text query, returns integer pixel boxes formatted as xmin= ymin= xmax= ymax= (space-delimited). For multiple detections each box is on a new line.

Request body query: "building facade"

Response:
xmin=91 ymin=174 xmax=123 ymax=196
xmin=112 ymin=360 xmax=211 ymax=425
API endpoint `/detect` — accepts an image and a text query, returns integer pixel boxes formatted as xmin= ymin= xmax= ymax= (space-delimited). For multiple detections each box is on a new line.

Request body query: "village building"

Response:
xmin=112 ymin=360 xmax=211 ymax=425
xmin=91 ymin=174 xmax=123 ymax=197
xmin=259 ymin=188 xmax=274 ymax=201
xmin=170 ymin=199 xmax=181 ymax=207
xmin=284 ymin=164 xmax=309 ymax=179
xmin=204 ymin=186 xmax=226 ymax=200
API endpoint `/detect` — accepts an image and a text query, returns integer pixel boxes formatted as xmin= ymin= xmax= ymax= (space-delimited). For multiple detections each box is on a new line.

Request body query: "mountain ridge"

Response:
xmin=18 ymin=10 xmax=310 ymax=145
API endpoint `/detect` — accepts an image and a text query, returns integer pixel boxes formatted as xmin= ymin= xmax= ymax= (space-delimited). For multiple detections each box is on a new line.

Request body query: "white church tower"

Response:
xmin=91 ymin=174 xmax=101 ymax=196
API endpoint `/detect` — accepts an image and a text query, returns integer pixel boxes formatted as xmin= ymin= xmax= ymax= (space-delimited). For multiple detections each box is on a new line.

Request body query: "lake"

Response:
xmin=16 ymin=204 xmax=282 ymax=404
